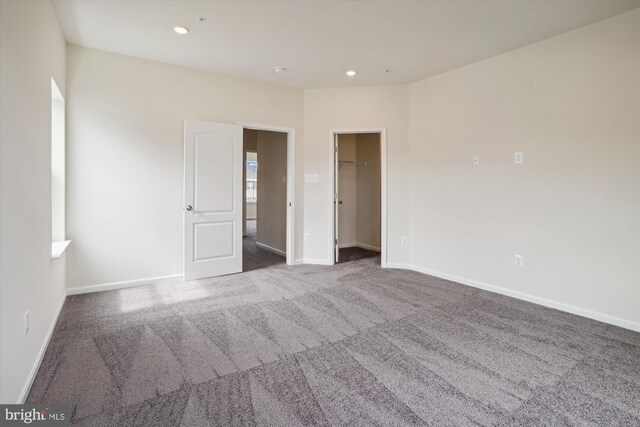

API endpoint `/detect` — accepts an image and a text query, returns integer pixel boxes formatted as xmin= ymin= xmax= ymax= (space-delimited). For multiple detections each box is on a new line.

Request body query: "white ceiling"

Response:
xmin=53 ymin=0 xmax=639 ymax=89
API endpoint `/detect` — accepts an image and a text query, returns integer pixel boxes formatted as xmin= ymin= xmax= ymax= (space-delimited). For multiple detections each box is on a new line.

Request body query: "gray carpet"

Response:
xmin=27 ymin=255 xmax=640 ymax=426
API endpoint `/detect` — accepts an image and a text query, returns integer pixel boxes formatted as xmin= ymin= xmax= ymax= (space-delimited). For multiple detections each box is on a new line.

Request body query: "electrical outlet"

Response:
xmin=401 ymin=236 xmax=409 ymax=246
xmin=304 ymin=233 xmax=310 ymax=242
xmin=514 ymin=151 xmax=524 ymax=164
xmin=25 ymin=310 xmax=29 ymax=335
xmin=472 ymin=155 xmax=480 ymax=166
xmin=514 ymin=254 xmax=524 ymax=267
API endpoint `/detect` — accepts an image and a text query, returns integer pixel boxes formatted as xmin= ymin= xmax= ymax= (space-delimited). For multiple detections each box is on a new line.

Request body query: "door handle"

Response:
xmin=338 ymin=201 xmax=343 ymax=205
xmin=186 ymin=205 xmax=193 ymax=211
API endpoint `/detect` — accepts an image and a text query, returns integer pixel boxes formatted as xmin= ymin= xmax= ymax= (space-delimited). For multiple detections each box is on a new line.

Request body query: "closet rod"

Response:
xmin=338 ymin=160 xmax=367 ymax=165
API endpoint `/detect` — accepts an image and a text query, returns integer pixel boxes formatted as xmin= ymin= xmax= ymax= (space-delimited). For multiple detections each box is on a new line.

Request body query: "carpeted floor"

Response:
xmin=27 ymin=253 xmax=639 ymax=425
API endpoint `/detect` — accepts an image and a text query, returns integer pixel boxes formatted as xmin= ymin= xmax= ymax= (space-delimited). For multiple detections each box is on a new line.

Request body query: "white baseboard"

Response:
xmin=293 ymin=259 xmax=304 ymax=265
xmin=255 ymin=241 xmax=286 ymax=257
xmin=66 ymin=274 xmax=183 ymax=296
xmin=19 ymin=293 xmax=66 ymax=403
xmin=338 ymin=242 xmax=357 ymax=249
xmin=301 ymin=259 xmax=333 ymax=265
xmin=355 ymin=242 xmax=381 ymax=252
xmin=339 ymin=242 xmax=381 ymax=251
xmin=385 ymin=263 xmax=412 ymax=270
xmin=385 ymin=263 xmax=640 ymax=332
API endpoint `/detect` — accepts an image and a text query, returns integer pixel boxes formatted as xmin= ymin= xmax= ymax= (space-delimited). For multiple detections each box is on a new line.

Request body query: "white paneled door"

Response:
xmin=184 ymin=120 xmax=243 ymax=281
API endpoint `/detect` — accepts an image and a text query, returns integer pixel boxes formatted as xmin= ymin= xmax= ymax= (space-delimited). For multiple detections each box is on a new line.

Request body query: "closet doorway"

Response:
xmin=329 ymin=128 xmax=387 ymax=266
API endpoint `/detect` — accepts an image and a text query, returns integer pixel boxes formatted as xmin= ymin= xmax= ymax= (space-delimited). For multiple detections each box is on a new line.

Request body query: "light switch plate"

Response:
xmin=514 ymin=254 xmax=524 ymax=267
xmin=305 ymin=174 xmax=319 ymax=183
xmin=472 ymin=155 xmax=480 ymax=166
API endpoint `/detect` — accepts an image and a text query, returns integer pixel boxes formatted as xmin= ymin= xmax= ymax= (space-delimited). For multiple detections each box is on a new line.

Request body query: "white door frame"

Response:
xmin=328 ymin=127 xmax=387 ymax=268
xmin=240 ymin=122 xmax=295 ymax=266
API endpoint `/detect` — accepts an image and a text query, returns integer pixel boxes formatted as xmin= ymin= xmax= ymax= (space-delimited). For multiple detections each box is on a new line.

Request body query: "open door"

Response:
xmin=334 ymin=134 xmax=340 ymax=263
xmin=184 ymin=120 xmax=243 ymax=281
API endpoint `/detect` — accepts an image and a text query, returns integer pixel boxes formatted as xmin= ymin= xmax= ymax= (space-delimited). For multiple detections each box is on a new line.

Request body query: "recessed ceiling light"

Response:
xmin=346 ymin=70 xmax=357 ymax=77
xmin=173 ymin=26 xmax=189 ymax=35
xmin=274 ymin=67 xmax=287 ymax=73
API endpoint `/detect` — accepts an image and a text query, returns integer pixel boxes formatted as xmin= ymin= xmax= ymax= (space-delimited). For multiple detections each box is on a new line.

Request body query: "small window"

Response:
xmin=51 ymin=78 xmax=66 ymax=255
xmin=246 ymin=152 xmax=257 ymax=203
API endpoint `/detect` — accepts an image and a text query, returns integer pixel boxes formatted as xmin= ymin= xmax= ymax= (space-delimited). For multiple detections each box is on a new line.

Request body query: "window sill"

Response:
xmin=52 ymin=240 xmax=71 ymax=260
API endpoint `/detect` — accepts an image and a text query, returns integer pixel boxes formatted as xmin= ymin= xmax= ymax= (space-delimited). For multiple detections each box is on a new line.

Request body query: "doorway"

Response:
xmin=329 ymin=128 xmax=387 ymax=266
xmin=183 ymin=120 xmax=295 ymax=282
xmin=242 ymin=126 xmax=293 ymax=271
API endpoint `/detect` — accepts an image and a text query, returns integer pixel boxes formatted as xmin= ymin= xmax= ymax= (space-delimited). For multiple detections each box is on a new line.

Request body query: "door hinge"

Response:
xmin=335 ymin=238 xmax=338 ymax=245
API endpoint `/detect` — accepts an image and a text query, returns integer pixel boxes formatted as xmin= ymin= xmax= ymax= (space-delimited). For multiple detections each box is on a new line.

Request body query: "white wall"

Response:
xmin=256 ymin=131 xmax=288 ymax=252
xmin=408 ymin=9 xmax=640 ymax=329
xmin=338 ymin=134 xmax=357 ymax=246
xmin=0 ymin=0 xmax=67 ymax=403
xmin=303 ymin=86 xmax=410 ymax=264
xmin=65 ymin=46 xmax=304 ymax=289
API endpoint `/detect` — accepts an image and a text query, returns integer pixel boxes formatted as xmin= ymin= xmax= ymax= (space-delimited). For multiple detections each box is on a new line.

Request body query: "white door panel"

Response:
xmin=195 ymin=134 xmax=235 ymax=212
xmin=194 ymin=221 xmax=234 ymax=260
xmin=185 ymin=120 xmax=242 ymax=280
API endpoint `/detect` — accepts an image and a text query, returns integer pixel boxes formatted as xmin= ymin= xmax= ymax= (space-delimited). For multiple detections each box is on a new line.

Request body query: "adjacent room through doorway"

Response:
xmin=334 ymin=132 xmax=382 ymax=264
xmin=242 ymin=128 xmax=288 ymax=271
